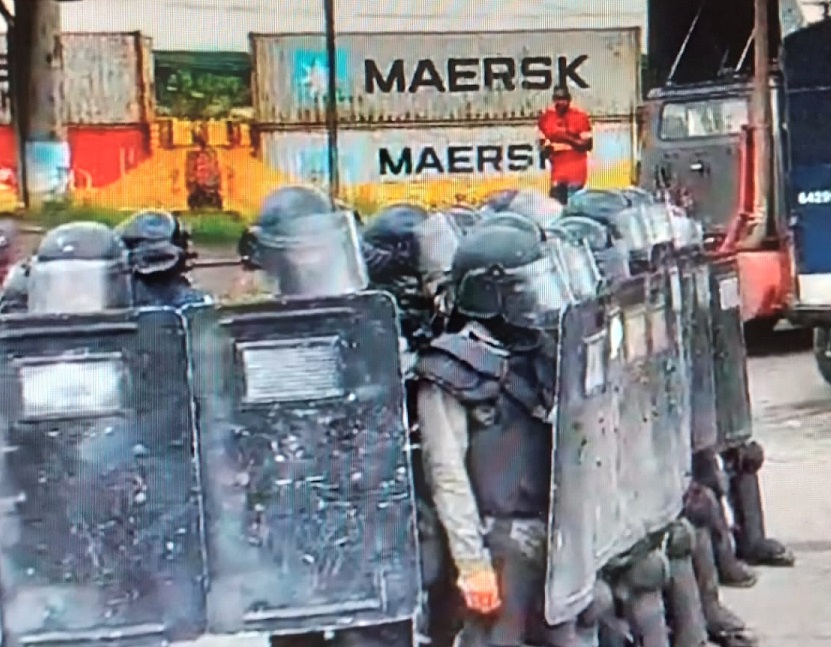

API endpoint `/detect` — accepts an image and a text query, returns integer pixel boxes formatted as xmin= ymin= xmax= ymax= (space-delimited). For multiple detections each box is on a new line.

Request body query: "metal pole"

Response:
xmin=14 ymin=0 xmax=66 ymax=210
xmin=749 ymin=0 xmax=771 ymax=242
xmin=323 ymin=0 xmax=340 ymax=200
xmin=667 ymin=0 xmax=707 ymax=84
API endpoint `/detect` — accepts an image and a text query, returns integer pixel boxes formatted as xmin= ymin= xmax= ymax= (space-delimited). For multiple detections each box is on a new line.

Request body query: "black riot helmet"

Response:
xmin=28 ymin=221 xmax=132 ymax=314
xmin=363 ymin=203 xmax=461 ymax=289
xmin=450 ymin=224 xmax=569 ymax=329
xmin=239 ymin=185 xmax=368 ymax=298
xmin=567 ymin=188 xmax=662 ymax=269
xmin=362 ymin=204 xmax=461 ymax=347
xmin=557 ymin=215 xmax=632 ymax=283
xmin=116 ymin=209 xmax=193 ymax=276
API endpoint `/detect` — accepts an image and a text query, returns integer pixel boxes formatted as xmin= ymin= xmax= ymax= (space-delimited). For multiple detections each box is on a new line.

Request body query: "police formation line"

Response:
xmin=0 ymin=187 xmax=794 ymax=647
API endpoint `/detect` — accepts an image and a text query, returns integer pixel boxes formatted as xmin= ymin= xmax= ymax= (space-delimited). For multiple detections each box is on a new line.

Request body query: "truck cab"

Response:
xmin=638 ymin=0 xmax=801 ymax=328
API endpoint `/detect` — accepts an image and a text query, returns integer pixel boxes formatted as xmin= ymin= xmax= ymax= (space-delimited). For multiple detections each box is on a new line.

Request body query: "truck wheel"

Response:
xmin=812 ymin=327 xmax=831 ymax=386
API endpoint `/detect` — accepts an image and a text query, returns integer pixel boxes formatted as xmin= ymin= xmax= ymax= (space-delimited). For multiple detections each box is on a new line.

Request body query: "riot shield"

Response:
xmin=185 ymin=291 xmax=420 ymax=636
xmin=709 ymin=258 xmax=753 ymax=448
xmin=648 ymin=267 xmax=690 ymax=516
xmin=0 ymin=308 xmax=205 ymax=647
xmin=689 ymin=260 xmax=719 ymax=452
xmin=611 ymin=272 xmax=685 ymax=549
xmin=546 ymin=300 xmax=609 ymax=625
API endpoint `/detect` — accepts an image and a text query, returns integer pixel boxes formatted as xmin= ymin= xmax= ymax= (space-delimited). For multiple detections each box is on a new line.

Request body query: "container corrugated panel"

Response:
xmin=0 ymin=38 xmax=9 ymax=126
xmin=62 ymin=32 xmax=153 ymax=125
xmin=54 ymin=0 xmax=646 ymax=51
xmin=251 ymin=28 xmax=640 ymax=125
xmin=259 ymin=120 xmax=635 ymax=205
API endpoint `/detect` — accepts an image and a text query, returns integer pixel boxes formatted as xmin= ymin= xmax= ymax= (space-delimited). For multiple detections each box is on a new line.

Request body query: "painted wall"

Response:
xmin=0 ymin=2 xmax=649 ymax=213
xmin=259 ymin=121 xmax=635 ymax=207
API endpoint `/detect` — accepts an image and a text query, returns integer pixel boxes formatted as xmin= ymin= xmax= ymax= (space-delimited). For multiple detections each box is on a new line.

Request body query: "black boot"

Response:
xmin=620 ymin=550 xmax=671 ymax=647
xmin=711 ymin=501 xmax=757 ymax=589
xmin=690 ymin=453 xmax=758 ymax=587
xmin=664 ymin=520 xmax=711 ymax=647
xmin=725 ymin=442 xmax=795 ymax=567
xmin=691 ymin=527 xmax=758 ymax=647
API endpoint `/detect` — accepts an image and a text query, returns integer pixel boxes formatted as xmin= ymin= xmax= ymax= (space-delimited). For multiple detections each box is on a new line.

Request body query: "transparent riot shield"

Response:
xmin=184 ymin=291 xmax=420 ymax=637
xmin=545 ymin=299 xmax=608 ymax=626
xmin=0 ymin=308 xmax=205 ymax=647
xmin=709 ymin=258 xmax=753 ymax=448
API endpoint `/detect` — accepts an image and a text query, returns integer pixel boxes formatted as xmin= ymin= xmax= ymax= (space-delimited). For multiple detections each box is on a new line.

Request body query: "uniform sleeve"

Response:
xmin=577 ymin=111 xmax=593 ymax=140
xmin=416 ymin=382 xmax=491 ymax=573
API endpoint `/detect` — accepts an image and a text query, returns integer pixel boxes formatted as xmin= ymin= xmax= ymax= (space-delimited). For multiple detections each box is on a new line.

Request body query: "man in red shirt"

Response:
xmin=536 ymin=86 xmax=593 ymax=205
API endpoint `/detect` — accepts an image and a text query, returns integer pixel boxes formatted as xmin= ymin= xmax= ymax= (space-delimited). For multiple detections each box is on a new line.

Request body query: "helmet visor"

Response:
xmin=456 ymin=253 xmax=571 ymax=329
xmin=28 ymin=259 xmax=132 ymax=314
xmin=256 ymin=210 xmax=368 ymax=298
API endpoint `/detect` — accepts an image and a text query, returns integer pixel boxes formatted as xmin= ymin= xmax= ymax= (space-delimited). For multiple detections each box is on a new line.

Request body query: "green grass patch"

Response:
xmin=19 ymin=201 xmax=247 ymax=246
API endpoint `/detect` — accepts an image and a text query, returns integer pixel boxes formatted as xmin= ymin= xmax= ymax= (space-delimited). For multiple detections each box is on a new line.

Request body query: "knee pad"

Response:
xmin=623 ymin=550 xmax=670 ymax=592
xmin=578 ymin=579 xmax=615 ymax=627
xmin=665 ymin=518 xmax=696 ymax=559
xmin=736 ymin=441 xmax=764 ymax=474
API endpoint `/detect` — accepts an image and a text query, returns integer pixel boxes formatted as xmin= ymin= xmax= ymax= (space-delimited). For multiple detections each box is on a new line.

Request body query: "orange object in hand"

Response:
xmin=457 ymin=565 xmax=501 ymax=614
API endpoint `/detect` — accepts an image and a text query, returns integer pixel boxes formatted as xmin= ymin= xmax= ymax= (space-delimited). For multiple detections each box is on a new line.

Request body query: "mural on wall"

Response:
xmin=0 ymin=22 xmax=640 ymax=217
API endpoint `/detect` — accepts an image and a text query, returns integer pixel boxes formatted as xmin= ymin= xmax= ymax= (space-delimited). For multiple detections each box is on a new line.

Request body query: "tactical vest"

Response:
xmin=415 ymin=330 xmax=556 ymax=519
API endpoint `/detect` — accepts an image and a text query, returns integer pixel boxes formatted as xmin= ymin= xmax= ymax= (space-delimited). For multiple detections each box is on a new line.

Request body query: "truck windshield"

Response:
xmin=659 ymin=97 xmax=748 ymax=139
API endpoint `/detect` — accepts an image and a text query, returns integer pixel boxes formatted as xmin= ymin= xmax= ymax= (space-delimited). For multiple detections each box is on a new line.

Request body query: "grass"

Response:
xmin=5 ymin=194 xmax=398 ymax=247
xmin=16 ymin=201 xmax=247 ymax=246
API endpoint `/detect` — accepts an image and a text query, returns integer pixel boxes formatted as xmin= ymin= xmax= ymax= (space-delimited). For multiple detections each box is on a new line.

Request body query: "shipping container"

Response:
xmin=52 ymin=0 xmax=646 ymax=51
xmin=251 ymin=28 xmax=641 ymax=125
xmin=62 ymin=32 xmax=155 ymax=125
xmin=258 ymin=120 xmax=635 ymax=206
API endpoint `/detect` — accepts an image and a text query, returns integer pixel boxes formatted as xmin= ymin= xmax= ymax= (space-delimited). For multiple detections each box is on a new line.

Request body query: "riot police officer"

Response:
xmin=237 ymin=186 xmax=368 ymax=299
xmin=415 ymin=224 xmax=574 ymax=647
xmin=362 ymin=203 xmax=460 ymax=357
xmin=116 ymin=209 xmax=209 ymax=307
xmin=362 ymin=204 xmax=464 ymax=647
xmin=26 ymin=221 xmax=133 ymax=313
xmin=234 ymin=186 xmax=416 ymax=647
xmin=0 ymin=259 xmax=29 ymax=313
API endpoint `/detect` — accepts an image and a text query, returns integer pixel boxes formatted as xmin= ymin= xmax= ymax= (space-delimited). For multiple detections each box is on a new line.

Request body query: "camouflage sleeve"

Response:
xmin=416 ymin=382 xmax=491 ymax=574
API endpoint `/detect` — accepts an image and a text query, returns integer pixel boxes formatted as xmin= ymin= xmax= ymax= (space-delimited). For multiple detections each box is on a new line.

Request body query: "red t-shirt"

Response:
xmin=537 ymin=106 xmax=592 ymax=186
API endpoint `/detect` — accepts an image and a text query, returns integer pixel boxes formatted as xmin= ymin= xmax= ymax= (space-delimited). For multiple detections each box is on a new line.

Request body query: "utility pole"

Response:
xmin=748 ymin=0 xmax=771 ymax=245
xmin=323 ymin=0 xmax=339 ymax=200
xmin=12 ymin=0 xmax=66 ymax=209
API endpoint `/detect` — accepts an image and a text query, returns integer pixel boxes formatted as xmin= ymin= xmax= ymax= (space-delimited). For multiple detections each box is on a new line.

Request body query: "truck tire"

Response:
xmin=812 ymin=327 xmax=831 ymax=386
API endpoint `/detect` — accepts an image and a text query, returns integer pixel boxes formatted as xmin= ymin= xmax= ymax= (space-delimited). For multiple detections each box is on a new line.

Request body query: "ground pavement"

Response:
xmin=723 ymin=345 xmax=831 ymax=646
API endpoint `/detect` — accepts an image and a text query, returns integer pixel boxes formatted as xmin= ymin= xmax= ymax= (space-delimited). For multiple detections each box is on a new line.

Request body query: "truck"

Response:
xmin=777 ymin=16 xmax=831 ymax=382
xmin=637 ymin=0 xmax=805 ymax=336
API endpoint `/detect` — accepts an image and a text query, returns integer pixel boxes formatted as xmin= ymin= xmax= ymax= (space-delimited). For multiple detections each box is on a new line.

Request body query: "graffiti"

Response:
xmin=25 ymin=142 xmax=71 ymax=199
xmin=155 ymin=51 xmax=252 ymax=120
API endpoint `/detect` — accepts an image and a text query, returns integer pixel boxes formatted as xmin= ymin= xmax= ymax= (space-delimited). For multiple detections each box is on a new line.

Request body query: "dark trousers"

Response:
xmin=549 ymin=183 xmax=583 ymax=206
xmin=456 ymin=519 xmax=577 ymax=647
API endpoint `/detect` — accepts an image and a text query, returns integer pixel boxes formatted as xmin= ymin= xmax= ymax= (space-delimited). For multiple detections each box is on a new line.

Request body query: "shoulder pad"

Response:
xmin=429 ymin=333 xmax=504 ymax=378
xmin=413 ymin=333 xmax=504 ymax=403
